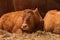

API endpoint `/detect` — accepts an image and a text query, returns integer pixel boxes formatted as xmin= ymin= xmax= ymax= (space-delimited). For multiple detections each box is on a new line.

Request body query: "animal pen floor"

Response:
xmin=0 ymin=29 xmax=60 ymax=40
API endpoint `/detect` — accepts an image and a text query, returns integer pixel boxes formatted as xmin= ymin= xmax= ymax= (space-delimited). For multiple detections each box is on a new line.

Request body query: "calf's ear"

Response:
xmin=33 ymin=8 xmax=43 ymax=24
xmin=33 ymin=8 xmax=40 ymax=16
xmin=33 ymin=8 xmax=42 ymax=19
xmin=33 ymin=8 xmax=38 ymax=13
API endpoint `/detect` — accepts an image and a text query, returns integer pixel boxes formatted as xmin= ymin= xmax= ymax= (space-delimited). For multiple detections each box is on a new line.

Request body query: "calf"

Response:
xmin=0 ymin=8 xmax=43 ymax=34
xmin=44 ymin=10 xmax=60 ymax=34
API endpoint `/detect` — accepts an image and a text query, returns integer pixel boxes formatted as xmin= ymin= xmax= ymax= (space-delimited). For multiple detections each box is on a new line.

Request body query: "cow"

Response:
xmin=0 ymin=8 xmax=43 ymax=34
xmin=44 ymin=10 xmax=60 ymax=34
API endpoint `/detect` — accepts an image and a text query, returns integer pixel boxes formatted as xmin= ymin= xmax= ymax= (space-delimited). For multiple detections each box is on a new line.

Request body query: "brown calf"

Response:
xmin=0 ymin=8 xmax=43 ymax=34
xmin=44 ymin=10 xmax=60 ymax=34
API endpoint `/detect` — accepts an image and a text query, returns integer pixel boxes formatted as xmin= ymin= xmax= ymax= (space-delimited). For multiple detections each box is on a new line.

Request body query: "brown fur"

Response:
xmin=44 ymin=10 xmax=60 ymax=34
xmin=0 ymin=8 xmax=43 ymax=34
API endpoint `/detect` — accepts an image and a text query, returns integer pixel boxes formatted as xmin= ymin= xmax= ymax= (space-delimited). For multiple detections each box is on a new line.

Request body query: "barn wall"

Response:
xmin=12 ymin=0 xmax=60 ymax=18
xmin=0 ymin=0 xmax=14 ymax=17
xmin=0 ymin=0 xmax=60 ymax=18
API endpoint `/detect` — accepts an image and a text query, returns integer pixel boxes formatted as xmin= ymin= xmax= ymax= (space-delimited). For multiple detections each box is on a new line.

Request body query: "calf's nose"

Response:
xmin=21 ymin=24 xmax=28 ymax=29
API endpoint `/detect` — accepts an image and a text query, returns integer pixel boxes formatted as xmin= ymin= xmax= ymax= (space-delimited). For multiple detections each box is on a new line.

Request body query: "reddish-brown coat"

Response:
xmin=0 ymin=8 xmax=43 ymax=34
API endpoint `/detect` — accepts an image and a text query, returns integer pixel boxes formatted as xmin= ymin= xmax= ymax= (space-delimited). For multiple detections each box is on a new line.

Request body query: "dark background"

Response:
xmin=0 ymin=0 xmax=60 ymax=18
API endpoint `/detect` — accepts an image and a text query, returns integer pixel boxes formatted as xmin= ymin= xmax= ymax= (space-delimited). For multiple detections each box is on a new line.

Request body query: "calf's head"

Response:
xmin=20 ymin=8 xmax=43 ymax=32
xmin=20 ymin=9 xmax=35 ymax=33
